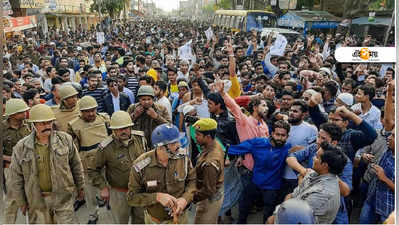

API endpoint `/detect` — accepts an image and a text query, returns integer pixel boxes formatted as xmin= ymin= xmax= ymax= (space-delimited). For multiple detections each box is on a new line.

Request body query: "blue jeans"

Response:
xmin=359 ymin=193 xmax=379 ymax=224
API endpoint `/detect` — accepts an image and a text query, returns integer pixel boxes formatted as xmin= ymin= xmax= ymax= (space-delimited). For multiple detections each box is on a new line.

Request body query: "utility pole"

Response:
xmin=0 ymin=0 xmax=5 ymax=203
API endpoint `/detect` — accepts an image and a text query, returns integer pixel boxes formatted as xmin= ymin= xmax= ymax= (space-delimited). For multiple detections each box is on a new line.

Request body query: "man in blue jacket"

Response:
xmin=229 ymin=120 xmax=291 ymax=223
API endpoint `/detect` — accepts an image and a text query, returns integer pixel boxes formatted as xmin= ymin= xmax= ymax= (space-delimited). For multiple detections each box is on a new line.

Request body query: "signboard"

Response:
xmin=4 ymin=15 xmax=37 ymax=33
xmin=20 ymin=0 xmax=44 ymax=8
xmin=96 ymin=32 xmax=105 ymax=44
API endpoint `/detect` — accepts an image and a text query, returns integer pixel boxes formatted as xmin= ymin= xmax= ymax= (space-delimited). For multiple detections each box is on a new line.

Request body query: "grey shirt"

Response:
xmin=361 ymin=129 xmax=388 ymax=183
xmin=291 ymin=171 xmax=340 ymax=224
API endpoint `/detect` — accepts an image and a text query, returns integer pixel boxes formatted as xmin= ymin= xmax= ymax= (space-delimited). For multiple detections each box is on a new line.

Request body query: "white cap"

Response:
xmin=182 ymin=105 xmax=195 ymax=116
xmin=337 ymin=93 xmax=354 ymax=106
xmin=77 ymin=46 xmax=82 ymax=51
xmin=319 ymin=67 xmax=331 ymax=76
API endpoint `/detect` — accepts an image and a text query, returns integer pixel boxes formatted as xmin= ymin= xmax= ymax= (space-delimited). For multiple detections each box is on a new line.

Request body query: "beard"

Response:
xmin=271 ymin=137 xmax=286 ymax=148
xmin=288 ymin=117 xmax=301 ymax=125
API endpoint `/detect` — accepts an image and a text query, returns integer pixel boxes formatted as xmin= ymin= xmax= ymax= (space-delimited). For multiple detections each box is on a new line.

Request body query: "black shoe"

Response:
xmin=88 ymin=214 xmax=98 ymax=224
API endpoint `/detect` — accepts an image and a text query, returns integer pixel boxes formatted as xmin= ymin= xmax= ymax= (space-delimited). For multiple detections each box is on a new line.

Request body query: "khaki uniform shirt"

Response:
xmin=88 ymin=131 xmax=148 ymax=190
xmin=127 ymin=103 xmax=171 ymax=147
xmin=8 ymin=131 xmax=84 ymax=209
xmin=194 ymin=140 xmax=225 ymax=202
xmin=67 ymin=113 xmax=110 ymax=151
xmin=53 ymin=105 xmax=80 ymax=132
xmin=35 ymin=142 xmax=52 ymax=192
xmin=127 ymin=149 xmax=196 ymax=221
xmin=2 ymin=119 xmax=31 ymax=157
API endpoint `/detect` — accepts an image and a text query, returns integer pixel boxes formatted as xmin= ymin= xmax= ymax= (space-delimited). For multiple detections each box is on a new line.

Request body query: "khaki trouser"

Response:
xmin=27 ymin=193 xmax=77 ymax=224
xmin=195 ymin=187 xmax=224 ymax=224
xmin=144 ymin=209 xmax=189 ymax=224
xmin=109 ymin=188 xmax=144 ymax=224
xmin=4 ymin=167 xmax=19 ymax=224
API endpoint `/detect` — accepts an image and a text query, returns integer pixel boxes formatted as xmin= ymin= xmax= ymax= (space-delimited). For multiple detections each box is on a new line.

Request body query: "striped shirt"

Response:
xmin=125 ymin=74 xmax=139 ymax=97
xmin=82 ymin=88 xmax=107 ymax=112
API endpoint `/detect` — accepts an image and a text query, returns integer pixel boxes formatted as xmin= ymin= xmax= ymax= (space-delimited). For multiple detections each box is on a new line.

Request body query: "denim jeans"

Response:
xmin=359 ymin=193 xmax=378 ymax=224
xmin=260 ymin=189 xmax=279 ymax=223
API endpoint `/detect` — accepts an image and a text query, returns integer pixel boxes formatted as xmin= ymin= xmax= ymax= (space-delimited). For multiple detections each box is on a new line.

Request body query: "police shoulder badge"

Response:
xmin=133 ymin=157 xmax=151 ymax=172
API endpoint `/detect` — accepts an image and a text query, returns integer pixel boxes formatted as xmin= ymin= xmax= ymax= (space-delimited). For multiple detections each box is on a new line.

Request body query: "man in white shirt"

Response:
xmin=351 ymin=84 xmax=382 ymax=130
xmin=154 ymin=80 xmax=172 ymax=119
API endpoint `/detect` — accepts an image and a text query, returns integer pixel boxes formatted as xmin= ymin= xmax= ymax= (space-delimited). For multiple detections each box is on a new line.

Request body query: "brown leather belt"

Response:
xmin=41 ymin=192 xmax=52 ymax=197
xmin=112 ymin=187 xmax=128 ymax=193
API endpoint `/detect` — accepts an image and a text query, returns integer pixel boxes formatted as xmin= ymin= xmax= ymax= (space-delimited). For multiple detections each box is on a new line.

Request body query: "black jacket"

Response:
xmin=104 ymin=92 xmax=131 ymax=116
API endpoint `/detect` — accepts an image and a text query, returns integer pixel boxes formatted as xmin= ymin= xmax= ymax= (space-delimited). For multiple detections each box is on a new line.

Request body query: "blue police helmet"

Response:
xmin=275 ymin=198 xmax=316 ymax=224
xmin=151 ymin=124 xmax=185 ymax=147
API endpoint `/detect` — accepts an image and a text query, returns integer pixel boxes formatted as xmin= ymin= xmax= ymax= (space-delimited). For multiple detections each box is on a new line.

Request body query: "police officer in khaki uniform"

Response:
xmin=87 ymin=111 xmax=148 ymax=224
xmin=192 ymin=118 xmax=225 ymax=224
xmin=8 ymin=104 xmax=85 ymax=224
xmin=3 ymin=99 xmax=31 ymax=224
xmin=52 ymin=85 xmax=80 ymax=132
xmin=67 ymin=95 xmax=110 ymax=223
xmin=127 ymin=124 xmax=196 ymax=224
xmin=127 ymin=85 xmax=171 ymax=148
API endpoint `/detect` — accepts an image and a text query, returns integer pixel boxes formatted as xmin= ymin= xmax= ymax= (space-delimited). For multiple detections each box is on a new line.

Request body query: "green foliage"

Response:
xmin=90 ymin=0 xmax=127 ymax=18
xmin=216 ymin=0 xmax=233 ymax=9
xmin=202 ymin=3 xmax=215 ymax=15
xmin=369 ymin=0 xmax=394 ymax=10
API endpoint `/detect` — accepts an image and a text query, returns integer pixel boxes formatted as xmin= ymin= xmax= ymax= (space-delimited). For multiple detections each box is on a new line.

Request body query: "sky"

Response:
xmin=153 ymin=0 xmax=180 ymax=12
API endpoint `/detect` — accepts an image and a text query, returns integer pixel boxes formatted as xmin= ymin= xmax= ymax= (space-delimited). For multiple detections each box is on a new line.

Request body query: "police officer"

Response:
xmin=127 ymin=85 xmax=171 ymax=147
xmin=268 ymin=198 xmax=316 ymax=224
xmin=67 ymin=95 xmax=110 ymax=223
xmin=8 ymin=104 xmax=85 ymax=224
xmin=52 ymin=85 xmax=80 ymax=132
xmin=127 ymin=124 xmax=196 ymax=224
xmin=87 ymin=111 xmax=147 ymax=224
xmin=3 ymin=99 xmax=31 ymax=224
xmin=192 ymin=118 xmax=225 ymax=224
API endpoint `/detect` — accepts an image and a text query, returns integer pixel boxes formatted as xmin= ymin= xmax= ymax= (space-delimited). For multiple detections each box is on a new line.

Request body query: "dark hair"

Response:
xmin=155 ymin=80 xmax=167 ymax=92
xmin=46 ymin=66 xmax=54 ymax=74
xmin=248 ymin=97 xmax=264 ymax=114
xmin=57 ymin=68 xmax=69 ymax=77
xmin=106 ymin=77 xmax=117 ymax=86
xmin=272 ymin=120 xmax=291 ymax=134
xmin=343 ymin=78 xmax=356 ymax=88
xmin=357 ymin=84 xmax=375 ymax=100
xmin=139 ymin=75 xmax=154 ymax=85
xmin=87 ymin=72 xmax=98 ymax=80
xmin=291 ymin=100 xmax=308 ymax=113
xmin=167 ymin=67 xmax=177 ymax=73
xmin=320 ymin=122 xmax=342 ymax=142
xmin=278 ymin=71 xmax=291 ymax=80
xmin=136 ymin=55 xmax=145 ymax=65
xmin=255 ymin=74 xmax=268 ymax=83
xmin=281 ymin=90 xmax=294 ymax=98
xmin=51 ymin=76 xmax=64 ymax=85
xmin=207 ymin=92 xmax=227 ymax=111
xmin=320 ymin=142 xmax=347 ymax=175
xmin=23 ymin=88 xmax=39 ymax=103
xmin=324 ymin=81 xmax=338 ymax=97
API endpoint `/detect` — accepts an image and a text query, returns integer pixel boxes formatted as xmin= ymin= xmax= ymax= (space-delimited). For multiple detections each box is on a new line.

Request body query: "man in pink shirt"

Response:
xmin=215 ymin=80 xmax=269 ymax=223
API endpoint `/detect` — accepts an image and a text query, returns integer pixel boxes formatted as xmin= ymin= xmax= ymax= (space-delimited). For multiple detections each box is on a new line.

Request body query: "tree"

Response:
xmin=91 ymin=0 xmax=125 ymax=19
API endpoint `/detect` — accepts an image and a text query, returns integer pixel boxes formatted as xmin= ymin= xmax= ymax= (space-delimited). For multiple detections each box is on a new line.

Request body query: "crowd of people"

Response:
xmin=2 ymin=17 xmax=395 ymax=224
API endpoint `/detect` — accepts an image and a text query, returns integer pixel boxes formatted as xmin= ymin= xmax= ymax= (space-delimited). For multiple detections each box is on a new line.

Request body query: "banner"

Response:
xmin=270 ymin=34 xmax=287 ymax=56
xmin=205 ymin=27 xmax=214 ymax=41
xmin=96 ymin=32 xmax=105 ymax=44
xmin=4 ymin=16 xmax=37 ymax=33
xmin=178 ymin=40 xmax=194 ymax=61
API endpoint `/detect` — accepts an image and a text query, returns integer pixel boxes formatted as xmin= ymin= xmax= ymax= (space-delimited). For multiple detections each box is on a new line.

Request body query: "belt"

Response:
xmin=41 ymin=192 xmax=52 ymax=197
xmin=147 ymin=210 xmax=181 ymax=224
xmin=80 ymin=144 xmax=99 ymax=152
xmin=112 ymin=187 xmax=128 ymax=193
